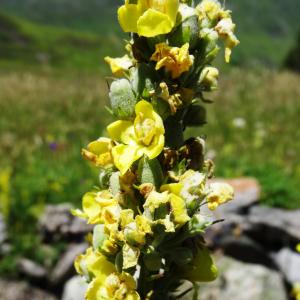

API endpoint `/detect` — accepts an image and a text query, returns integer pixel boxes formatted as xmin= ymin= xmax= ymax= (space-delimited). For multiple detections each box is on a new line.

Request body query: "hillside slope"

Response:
xmin=0 ymin=11 xmax=122 ymax=70
xmin=0 ymin=0 xmax=299 ymax=66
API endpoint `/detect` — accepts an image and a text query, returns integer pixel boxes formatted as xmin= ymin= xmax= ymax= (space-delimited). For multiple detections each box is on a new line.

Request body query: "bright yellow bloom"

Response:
xmin=72 ymin=190 xmax=120 ymax=224
xmin=75 ymin=248 xmax=115 ymax=282
xmin=86 ymin=272 xmax=140 ymax=300
xmin=151 ymin=43 xmax=194 ymax=79
xmin=215 ymin=18 xmax=240 ymax=63
xmin=124 ymin=215 xmax=153 ymax=245
xmin=206 ymin=182 xmax=234 ymax=210
xmin=144 ymin=190 xmax=190 ymax=226
xmin=107 ymin=100 xmax=165 ymax=175
xmin=144 ymin=191 xmax=169 ymax=213
xmin=118 ymin=0 xmax=179 ymax=37
xmin=105 ymin=55 xmax=133 ymax=77
xmin=82 ymin=137 xmax=114 ymax=168
xmin=296 ymin=244 xmax=300 ymax=253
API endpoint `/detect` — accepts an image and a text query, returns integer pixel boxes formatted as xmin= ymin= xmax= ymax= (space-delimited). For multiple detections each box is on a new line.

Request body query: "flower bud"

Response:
xmin=199 ymin=66 xmax=219 ymax=91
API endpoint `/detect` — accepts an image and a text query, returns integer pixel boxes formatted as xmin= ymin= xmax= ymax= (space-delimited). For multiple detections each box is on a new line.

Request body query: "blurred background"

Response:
xmin=0 ymin=0 xmax=299 ymax=299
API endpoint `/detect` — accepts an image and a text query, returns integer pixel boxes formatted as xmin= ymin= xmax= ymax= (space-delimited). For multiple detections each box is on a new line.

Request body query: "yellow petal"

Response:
xmin=123 ymin=244 xmax=140 ymax=269
xmin=104 ymin=55 xmax=133 ymax=77
xmin=112 ymin=144 xmax=142 ymax=175
xmin=142 ymin=134 xmax=165 ymax=159
xmin=137 ymin=8 xmax=173 ymax=37
xmin=82 ymin=192 xmax=102 ymax=224
xmin=107 ymin=120 xmax=134 ymax=145
xmin=169 ymin=193 xmax=190 ymax=225
xmin=160 ymin=183 xmax=183 ymax=196
xmin=118 ymin=4 xmax=140 ymax=33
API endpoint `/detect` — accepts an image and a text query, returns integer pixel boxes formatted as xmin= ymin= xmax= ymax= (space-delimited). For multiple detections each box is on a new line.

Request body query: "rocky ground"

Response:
xmin=0 ymin=178 xmax=299 ymax=300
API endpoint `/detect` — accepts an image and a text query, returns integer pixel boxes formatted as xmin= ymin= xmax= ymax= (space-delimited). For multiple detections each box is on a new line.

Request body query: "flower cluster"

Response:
xmin=74 ymin=0 xmax=238 ymax=299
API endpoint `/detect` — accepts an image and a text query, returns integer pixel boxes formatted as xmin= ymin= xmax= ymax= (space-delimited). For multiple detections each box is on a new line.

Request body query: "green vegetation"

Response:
xmin=1 ymin=0 xmax=300 ymax=66
xmin=0 ymin=11 xmax=122 ymax=71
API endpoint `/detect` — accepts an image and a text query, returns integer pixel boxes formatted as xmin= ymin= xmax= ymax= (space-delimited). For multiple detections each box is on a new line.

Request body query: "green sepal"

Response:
xmin=115 ymin=251 xmax=124 ymax=273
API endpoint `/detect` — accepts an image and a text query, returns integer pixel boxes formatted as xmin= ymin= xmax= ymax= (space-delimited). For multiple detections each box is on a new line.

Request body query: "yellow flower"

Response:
xmin=118 ymin=0 xmax=179 ymax=37
xmin=151 ymin=43 xmax=194 ymax=79
xmin=105 ymin=55 xmax=133 ymax=77
xmin=124 ymin=215 xmax=153 ymax=245
xmin=206 ymin=182 xmax=234 ymax=210
xmin=107 ymin=100 xmax=165 ymax=175
xmin=82 ymin=137 xmax=114 ymax=168
xmin=215 ymin=18 xmax=239 ymax=63
xmin=296 ymin=244 xmax=300 ymax=253
xmin=144 ymin=190 xmax=169 ymax=213
xmin=196 ymin=0 xmax=226 ymax=21
xmin=75 ymin=248 xmax=115 ymax=282
xmin=72 ymin=190 xmax=120 ymax=224
xmin=144 ymin=190 xmax=190 ymax=226
xmin=86 ymin=272 xmax=140 ymax=300
xmin=87 ymin=274 xmax=140 ymax=300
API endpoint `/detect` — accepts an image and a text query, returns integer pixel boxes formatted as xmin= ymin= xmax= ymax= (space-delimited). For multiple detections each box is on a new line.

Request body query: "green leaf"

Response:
xmin=109 ymin=79 xmax=137 ymax=119
xmin=143 ymin=251 xmax=162 ymax=271
xmin=93 ymin=224 xmax=108 ymax=251
xmin=183 ymin=247 xmax=218 ymax=282
xmin=137 ymin=156 xmax=163 ymax=189
xmin=169 ymin=247 xmax=193 ymax=266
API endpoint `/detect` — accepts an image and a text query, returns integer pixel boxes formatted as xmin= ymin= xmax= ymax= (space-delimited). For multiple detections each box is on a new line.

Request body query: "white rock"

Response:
xmin=62 ymin=276 xmax=88 ymax=300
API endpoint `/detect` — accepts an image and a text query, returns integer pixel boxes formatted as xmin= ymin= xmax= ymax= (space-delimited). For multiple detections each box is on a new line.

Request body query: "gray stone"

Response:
xmin=50 ymin=243 xmax=88 ymax=286
xmin=272 ymin=248 xmax=300 ymax=284
xmin=62 ymin=276 xmax=88 ymax=300
xmin=39 ymin=204 xmax=92 ymax=242
xmin=178 ymin=256 xmax=287 ymax=300
xmin=248 ymin=206 xmax=300 ymax=241
xmin=17 ymin=258 xmax=47 ymax=281
xmin=0 ymin=279 xmax=57 ymax=300
xmin=0 ymin=214 xmax=7 ymax=245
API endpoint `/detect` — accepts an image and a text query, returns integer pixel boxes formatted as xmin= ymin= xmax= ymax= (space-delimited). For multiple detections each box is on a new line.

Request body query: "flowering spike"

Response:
xmin=74 ymin=0 xmax=239 ymax=298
